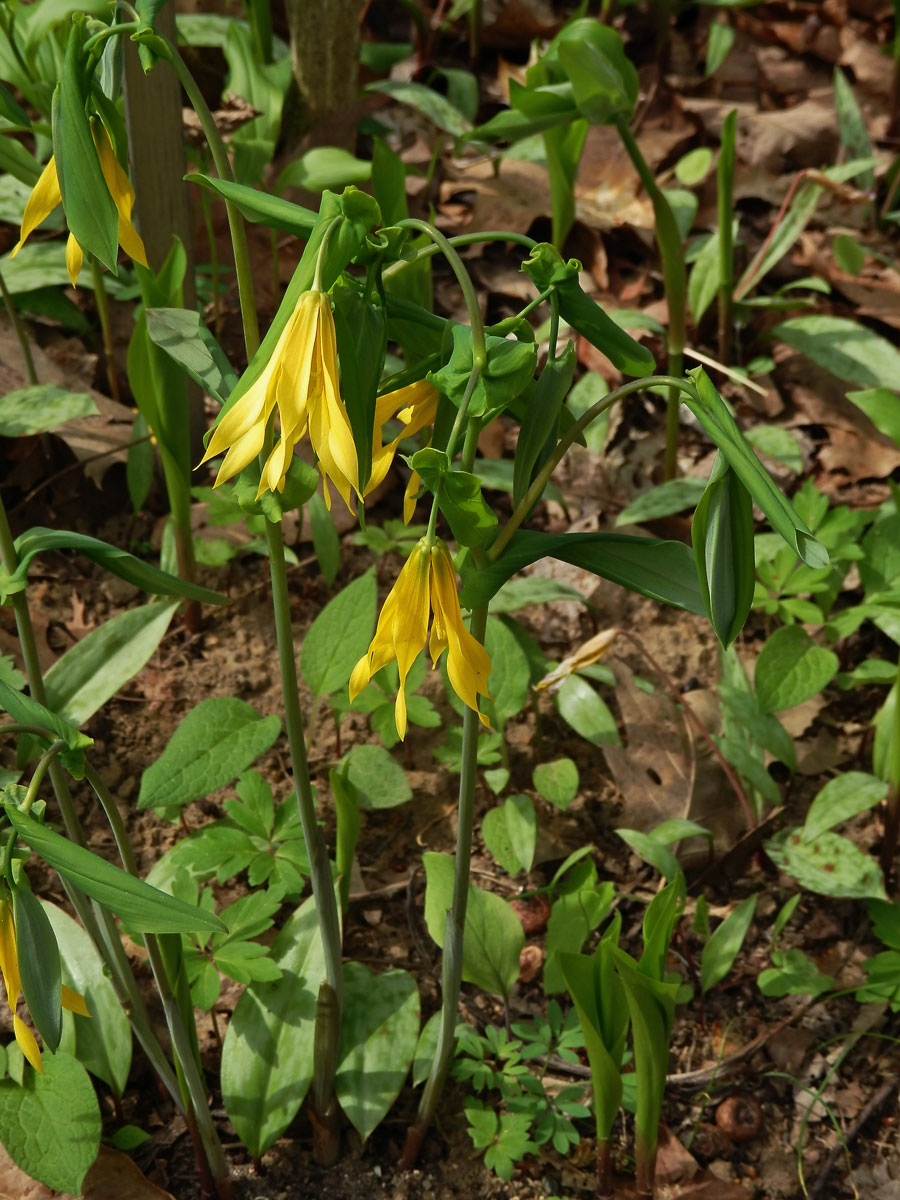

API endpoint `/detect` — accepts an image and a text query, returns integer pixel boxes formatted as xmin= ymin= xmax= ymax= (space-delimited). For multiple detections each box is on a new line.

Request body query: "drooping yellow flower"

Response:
xmin=10 ymin=122 xmax=148 ymax=288
xmin=350 ymin=538 xmax=492 ymax=739
xmin=365 ymin=380 xmax=439 ymax=521
xmin=200 ymin=289 xmax=360 ymax=506
xmin=0 ymin=898 xmax=89 ymax=1074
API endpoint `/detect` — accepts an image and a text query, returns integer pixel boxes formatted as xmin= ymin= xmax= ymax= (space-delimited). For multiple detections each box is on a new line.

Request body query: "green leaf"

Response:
xmin=145 ymin=307 xmax=238 ymax=405
xmin=683 ymin=370 xmax=827 ymax=568
xmin=221 ymin=895 xmax=325 ymax=1156
xmin=0 ymin=678 xmax=92 ymax=760
xmin=336 ymin=963 xmax=419 ymax=1141
xmin=0 ymin=1052 xmax=100 ymax=1194
xmin=833 ymin=68 xmax=874 ymax=191
xmin=490 ymin=576 xmax=588 ymax=613
xmin=0 ymin=137 xmax=42 ymax=186
xmin=700 ymin=894 xmax=756 ymax=994
xmin=331 ymin=767 xmax=360 ymax=914
xmin=688 ymin=228 xmax=722 ymax=324
xmin=410 ymin=449 xmax=498 ymax=549
xmin=300 ymin=569 xmax=376 ymax=697
xmin=617 ymin=829 xmax=682 ymax=882
xmin=365 ymin=79 xmax=472 ymax=138
xmin=483 ymin=616 xmax=531 ymax=730
xmin=0 ymin=82 xmax=31 ymax=129
xmin=765 ymin=829 xmax=886 ymax=900
xmin=675 ymin=147 xmax=713 ymax=185
xmin=3 ymin=805 xmax=226 ymax=934
xmin=462 ymin=529 xmax=705 ymax=614
xmin=558 ymin=32 xmax=638 ymax=124
xmin=423 ymin=852 xmax=524 ymax=999
xmin=482 ymin=795 xmax=536 ymax=875
xmin=802 ymin=772 xmax=887 ymax=840
xmin=758 ymin=947 xmax=834 ymax=998
xmin=9 ymin=527 xmax=227 ymax=606
xmin=691 ymin=457 xmax=755 ymax=646
xmin=545 ymin=881 xmax=614 ymax=994
xmin=0 ymin=386 xmax=98 ymax=436
xmin=43 ymin=600 xmax=177 ymax=729
xmin=308 ymin=491 xmax=341 ymax=586
xmin=846 ymin=388 xmax=900 ymax=448
xmin=186 ymin=173 xmax=317 ymax=237
xmin=126 ymin=411 xmax=153 ymax=513
xmin=754 ymin=626 xmax=838 ymax=713
xmin=138 ymin=698 xmax=281 ymax=814
xmin=772 ymin=316 xmax=900 ymax=390
xmin=277 ymin=146 xmax=372 ymax=193
xmin=53 ymin=30 xmax=118 ymax=272
xmin=522 ymin=244 xmax=655 ymax=377
xmin=743 ymin=425 xmax=803 ymax=473
xmin=412 ymin=1010 xmax=441 ymax=1087
xmin=429 ymin=323 xmax=537 ymax=420
xmin=343 ymin=743 xmax=412 ymax=810
xmin=13 ymin=887 xmax=62 ymax=1052
xmin=42 ymin=902 xmax=131 ymax=1098
xmin=616 ymin=478 xmax=708 ymax=526
xmin=555 ymin=674 xmax=620 ymax=747
xmin=532 ymin=757 xmax=579 ymax=809
xmin=512 ymin=344 xmax=578 ymax=510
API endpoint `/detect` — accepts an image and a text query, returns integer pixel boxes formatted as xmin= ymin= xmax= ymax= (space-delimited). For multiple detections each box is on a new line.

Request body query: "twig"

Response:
xmin=808 ymin=1077 xmax=897 ymax=1200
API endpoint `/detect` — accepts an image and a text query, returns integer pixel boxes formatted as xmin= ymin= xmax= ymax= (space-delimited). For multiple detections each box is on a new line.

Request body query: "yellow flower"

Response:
xmin=0 ymin=898 xmax=89 ymax=1074
xmin=365 ymin=380 xmax=439 ymax=521
xmin=10 ymin=122 xmax=148 ymax=288
xmin=350 ymin=538 xmax=492 ymax=739
xmin=200 ymin=289 xmax=360 ymax=506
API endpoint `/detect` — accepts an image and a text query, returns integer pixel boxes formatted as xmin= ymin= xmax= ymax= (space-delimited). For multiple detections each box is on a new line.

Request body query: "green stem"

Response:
xmin=880 ymin=657 xmax=900 ymax=879
xmin=0 ymin=266 xmax=37 ymax=386
xmin=84 ymin=764 xmax=231 ymax=1198
xmin=152 ymin=35 xmax=259 ymax=358
xmin=263 ymin=518 xmax=344 ymax=1144
xmin=21 ymin=740 xmax=65 ymax=813
xmin=615 ymin=116 xmax=687 ymax=481
xmin=491 ymin=374 xmax=698 ymax=559
xmin=90 ymin=257 xmax=121 ymax=405
xmin=382 ymin=229 xmax=537 ymax=282
xmin=716 ymin=110 xmax=737 ymax=364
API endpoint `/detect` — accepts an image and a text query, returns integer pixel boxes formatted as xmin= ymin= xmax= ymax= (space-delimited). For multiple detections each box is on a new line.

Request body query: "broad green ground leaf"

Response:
xmin=412 ymin=1010 xmax=442 ymax=1086
xmin=365 ymin=79 xmax=472 ymax=137
xmin=555 ymin=675 xmax=620 ymax=747
xmin=343 ymin=743 xmax=412 ymax=809
xmin=43 ymin=601 xmax=177 ymax=729
xmin=145 ymin=307 xmax=237 ymax=404
xmin=744 ymin=425 xmax=803 ymax=473
xmin=490 ymin=577 xmax=587 ymax=613
xmin=545 ymin=881 xmax=614 ymax=994
xmin=617 ymin=478 xmax=708 ymax=526
xmin=803 ymin=772 xmax=887 ymax=840
xmin=0 ymin=1052 xmax=100 ymax=1193
xmin=765 ymin=829 xmax=886 ymax=900
xmin=0 ymin=386 xmax=98 ymax=436
xmin=707 ymin=21 xmax=736 ymax=75
xmin=758 ymin=947 xmax=834 ymax=998
xmin=423 ymin=852 xmax=524 ymax=999
xmin=138 ymin=698 xmax=281 ymax=813
xmin=482 ymin=794 xmax=536 ymax=875
xmin=533 ymin=758 xmax=579 ymax=809
xmin=221 ymin=896 xmax=325 ymax=1156
xmin=700 ymin=894 xmax=757 ymax=994
xmin=300 ymin=569 xmax=376 ymax=697
xmin=3 ymin=806 xmax=225 ymax=935
xmin=754 ymin=626 xmax=838 ymax=713
xmin=336 ymin=962 xmax=419 ymax=1141
xmin=846 ymin=389 xmax=900 ymax=448
xmin=278 ymin=147 xmax=372 ymax=193
xmin=772 ymin=315 xmax=900 ymax=390
xmin=483 ymin=616 xmax=531 ymax=729
xmin=42 ymin=902 xmax=131 ymax=1098
xmin=308 ymin=489 xmax=340 ymax=587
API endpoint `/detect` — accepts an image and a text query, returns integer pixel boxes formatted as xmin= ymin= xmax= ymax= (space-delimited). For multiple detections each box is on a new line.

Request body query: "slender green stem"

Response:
xmin=21 ymin=740 xmax=65 ymax=813
xmin=151 ymin=35 xmax=259 ymax=358
xmin=199 ymin=182 xmax=223 ymax=337
xmin=83 ymin=19 xmax=138 ymax=55
xmin=0 ymin=267 xmax=37 ymax=386
xmin=491 ymin=375 xmax=698 ymax=559
xmin=615 ymin=116 xmax=687 ymax=480
xmin=716 ymin=110 xmax=737 ymax=364
xmin=881 ymin=659 xmax=900 ymax=879
xmin=90 ymin=257 xmax=121 ymax=405
xmin=85 ymin=765 xmax=230 ymax=1196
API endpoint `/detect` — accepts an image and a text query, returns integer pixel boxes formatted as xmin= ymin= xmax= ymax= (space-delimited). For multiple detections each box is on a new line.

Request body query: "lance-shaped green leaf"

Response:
xmin=472 ymin=81 xmax=579 ymax=141
xmin=0 ymin=680 xmax=90 ymax=779
xmin=512 ymin=343 xmax=577 ymax=509
xmin=683 ymin=369 xmax=827 ymax=568
xmin=613 ymin=949 xmax=680 ymax=1187
xmin=53 ymin=27 xmax=118 ymax=273
xmin=187 ymin=173 xmax=317 ymax=237
xmin=2 ymin=804 xmax=226 ymax=935
xmin=8 ymin=528 xmax=226 ymax=605
xmin=0 ymin=81 xmax=31 ymax=129
xmin=559 ymin=917 xmax=628 ymax=1145
xmin=145 ymin=307 xmax=238 ymax=406
xmin=410 ymin=448 xmax=498 ymax=548
xmin=522 ymin=244 xmax=655 ymax=377
xmin=460 ymin=529 xmax=705 ymax=614
xmin=13 ymin=885 xmax=63 ymax=1053
xmin=429 ymin=323 xmax=537 ymax=419
xmin=558 ymin=33 xmax=638 ymax=125
xmin=691 ymin=454 xmax=755 ymax=646
xmin=640 ymin=877 xmax=684 ymax=983
xmin=333 ymin=285 xmax=385 ymax=491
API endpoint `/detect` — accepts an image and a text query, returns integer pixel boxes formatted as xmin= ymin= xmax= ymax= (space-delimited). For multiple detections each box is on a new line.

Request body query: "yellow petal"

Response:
xmin=535 ymin=628 xmax=620 ymax=693
xmin=95 ymin=122 xmax=149 ymax=269
xmin=430 ymin=544 xmax=491 ymax=725
xmin=61 ymin=985 xmax=90 ymax=1018
xmin=403 ymin=471 xmax=421 ymax=524
xmin=65 ymin=233 xmax=83 ymax=288
xmin=305 ymin=293 xmax=359 ymax=508
xmin=14 ymin=1014 xmax=42 ymax=1074
xmin=10 ymin=156 xmax=62 ymax=258
xmin=0 ymin=901 xmax=20 ymax=1004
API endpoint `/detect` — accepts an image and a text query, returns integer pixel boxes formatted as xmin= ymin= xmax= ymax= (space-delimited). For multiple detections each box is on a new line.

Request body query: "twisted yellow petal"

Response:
xmin=94 ymin=123 xmax=148 ymax=271
xmin=10 ymin=156 xmax=62 ymax=260
xmin=367 ymin=380 xmax=439 ymax=497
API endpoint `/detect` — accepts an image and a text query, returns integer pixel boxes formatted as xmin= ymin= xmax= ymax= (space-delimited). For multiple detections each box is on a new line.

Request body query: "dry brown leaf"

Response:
xmin=440 ymin=157 xmax=551 ymax=236
xmin=0 ymin=1145 xmax=174 ymax=1200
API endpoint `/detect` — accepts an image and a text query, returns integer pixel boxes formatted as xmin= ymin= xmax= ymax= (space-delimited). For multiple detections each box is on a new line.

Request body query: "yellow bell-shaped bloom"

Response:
xmin=365 ymin=379 xmax=439 ymax=512
xmin=10 ymin=122 xmax=148 ymax=288
xmin=0 ymin=898 xmax=89 ymax=1074
xmin=200 ymin=289 xmax=360 ymax=507
xmin=349 ymin=538 xmax=492 ymax=739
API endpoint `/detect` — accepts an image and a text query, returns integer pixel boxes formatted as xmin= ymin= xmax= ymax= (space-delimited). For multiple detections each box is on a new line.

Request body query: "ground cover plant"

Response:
xmin=0 ymin=1 xmax=900 ymax=1198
